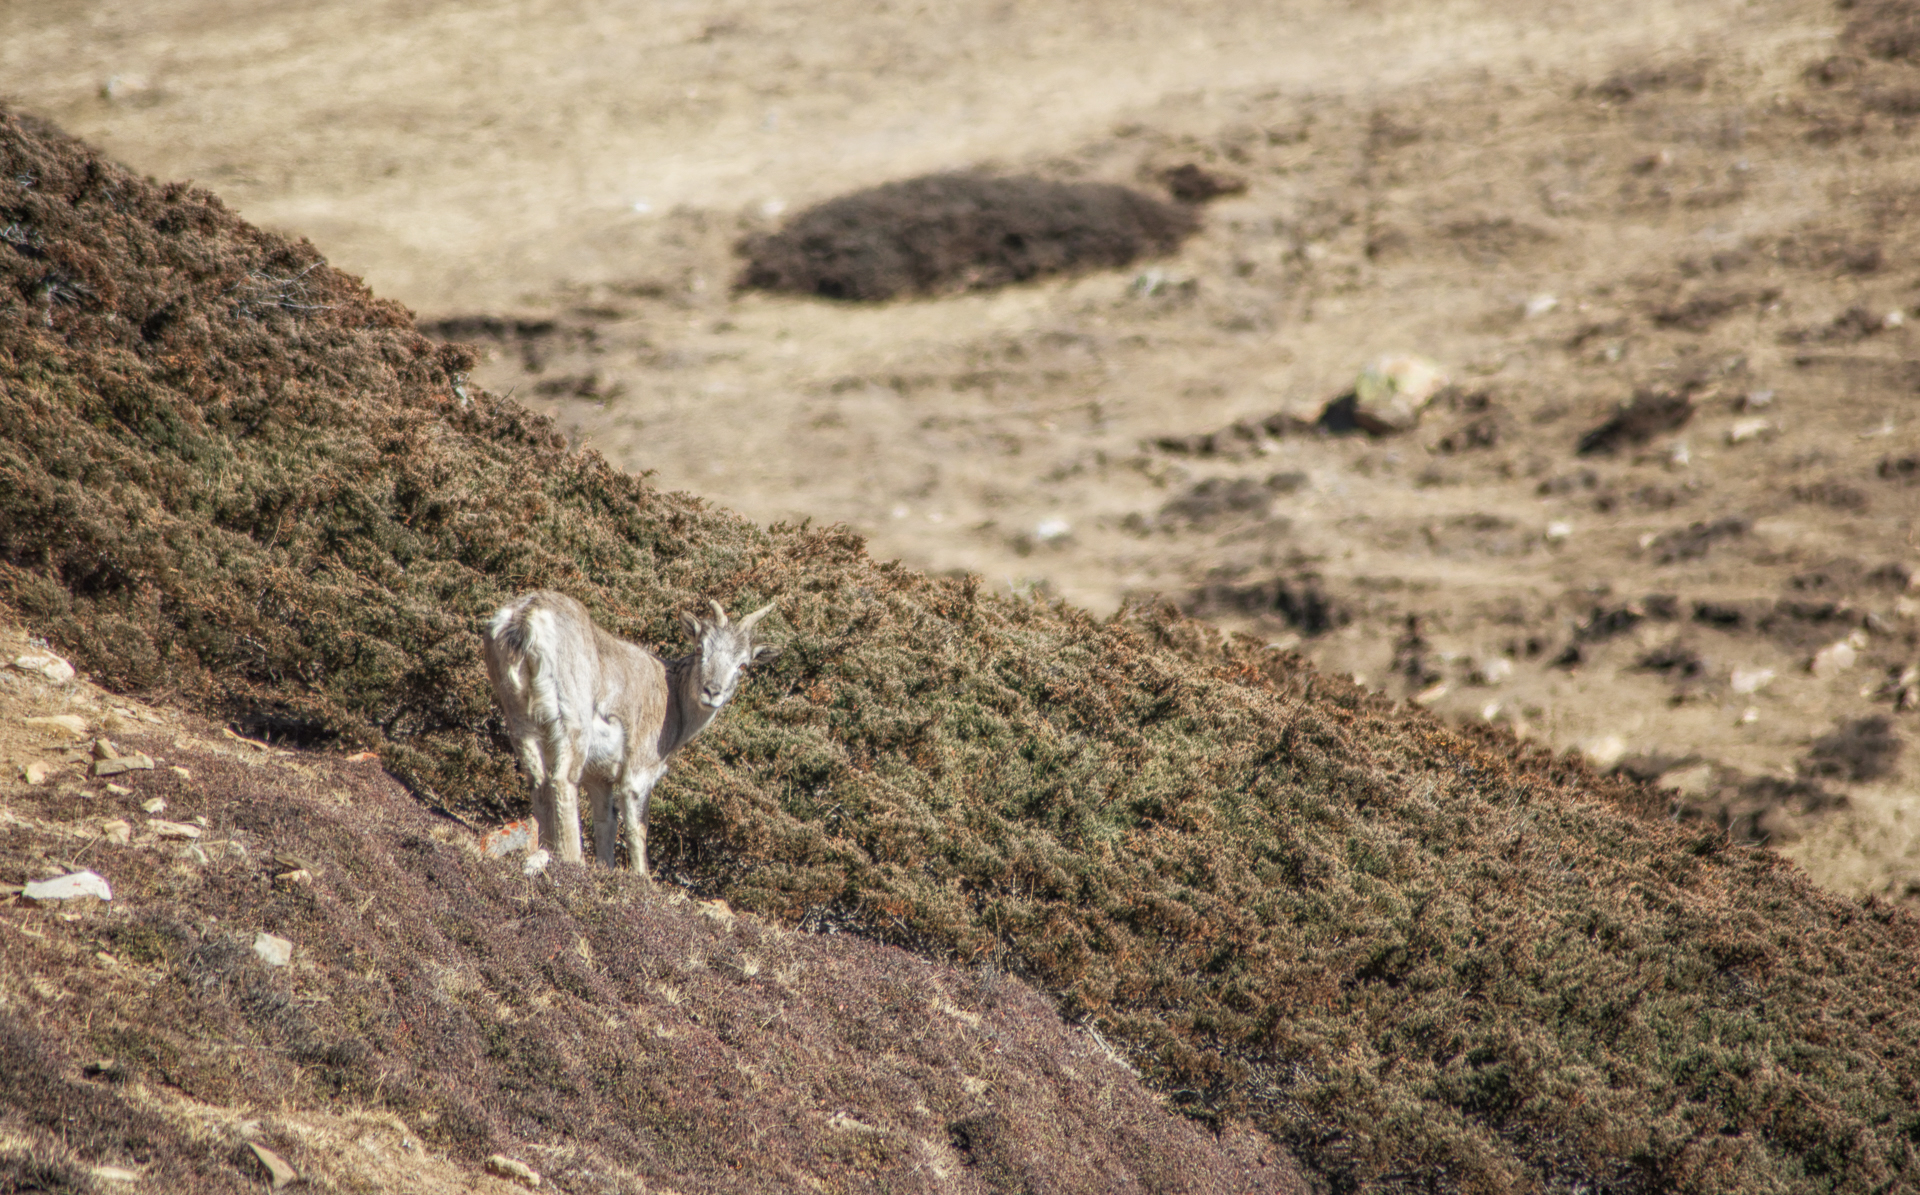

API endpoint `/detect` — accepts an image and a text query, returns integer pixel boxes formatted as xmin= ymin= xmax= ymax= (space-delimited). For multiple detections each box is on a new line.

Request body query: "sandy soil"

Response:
xmin=5 ymin=0 xmax=1917 ymax=899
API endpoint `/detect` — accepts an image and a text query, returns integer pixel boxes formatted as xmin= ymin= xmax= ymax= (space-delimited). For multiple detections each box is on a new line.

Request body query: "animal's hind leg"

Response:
xmin=540 ymin=726 xmax=586 ymax=864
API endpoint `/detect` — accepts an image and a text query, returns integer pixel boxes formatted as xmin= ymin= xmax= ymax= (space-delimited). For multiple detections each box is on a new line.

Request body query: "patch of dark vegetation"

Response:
xmin=1154 ymin=413 xmax=1299 ymax=456
xmin=1637 ymin=639 xmax=1706 ymax=679
xmin=736 ymin=173 xmax=1198 ymax=301
xmin=1648 ymin=287 xmax=1778 ymax=332
xmin=1879 ymin=454 xmax=1920 ymax=484
xmin=1575 ymin=387 xmax=1695 ymax=455
xmin=1791 ymin=479 xmax=1871 ymax=510
xmin=11 ymin=107 xmax=1920 ymax=1195
xmin=1391 ymin=614 xmax=1442 ymax=690
xmin=1585 ymin=60 xmax=1708 ymax=102
xmin=1769 ymin=230 xmax=1883 ymax=274
xmin=1844 ymin=0 xmax=1920 ymax=63
xmin=1804 ymin=715 xmax=1903 ymax=783
xmin=1181 ymin=571 xmax=1348 ymax=635
xmin=1159 ymin=477 xmax=1279 ymax=527
xmin=1680 ymin=774 xmax=1850 ymax=845
xmin=1160 ymin=163 xmax=1247 ymax=204
xmin=418 ymin=313 xmax=587 ymax=372
xmin=1780 ymin=305 xmax=1892 ymax=344
xmin=1647 ymin=516 xmax=1750 ymax=564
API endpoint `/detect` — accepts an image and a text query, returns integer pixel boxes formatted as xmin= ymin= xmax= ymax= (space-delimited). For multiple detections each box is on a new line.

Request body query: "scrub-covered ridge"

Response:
xmin=4 ymin=107 xmax=1920 ymax=1194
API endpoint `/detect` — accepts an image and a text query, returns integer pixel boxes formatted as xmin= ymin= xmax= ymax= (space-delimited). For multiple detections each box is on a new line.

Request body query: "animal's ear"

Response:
xmin=751 ymin=643 xmax=781 ymax=665
xmin=680 ymin=611 xmax=704 ymax=641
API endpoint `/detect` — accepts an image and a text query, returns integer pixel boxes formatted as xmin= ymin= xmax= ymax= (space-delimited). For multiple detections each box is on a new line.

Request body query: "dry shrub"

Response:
xmin=7 ymin=107 xmax=1920 ymax=1195
xmin=1576 ymin=387 xmax=1696 ymax=455
xmin=736 ymin=173 xmax=1197 ymax=301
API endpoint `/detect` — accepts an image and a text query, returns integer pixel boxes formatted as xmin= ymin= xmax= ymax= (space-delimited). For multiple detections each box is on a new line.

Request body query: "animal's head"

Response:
xmin=682 ymin=599 xmax=779 ymax=710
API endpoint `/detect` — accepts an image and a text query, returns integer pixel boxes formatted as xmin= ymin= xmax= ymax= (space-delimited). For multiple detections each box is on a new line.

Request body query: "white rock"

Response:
xmin=1582 ymin=735 xmax=1627 ymax=770
xmin=1411 ymin=682 xmax=1449 ymax=706
xmin=23 ymin=870 xmax=112 ymax=902
xmin=1738 ymin=707 xmax=1759 ymax=724
xmin=1727 ymin=417 xmax=1772 ymax=444
xmin=485 ymin=1154 xmax=542 ymax=1188
xmin=1730 ymin=667 xmax=1775 ymax=695
xmin=1352 ymin=354 xmax=1449 ymax=434
xmin=20 ymin=761 xmax=51 ymax=785
xmin=1656 ymin=764 xmax=1715 ymax=797
xmin=247 ymin=1142 xmax=298 ymax=1189
xmin=1544 ymin=521 xmax=1573 ymax=544
xmin=1524 ymin=293 xmax=1559 ymax=318
xmin=150 ymin=820 xmax=202 ymax=840
xmin=522 ymin=848 xmax=551 ymax=878
xmin=23 ymin=714 xmax=88 ymax=737
xmin=1741 ymin=389 xmax=1776 ymax=410
xmin=141 ymin=797 xmax=166 ymax=814
xmin=91 ymin=1166 xmax=141 ymax=1184
xmin=11 ymin=653 xmax=75 ymax=683
xmin=1472 ymin=657 xmax=1513 ymax=685
xmin=1886 ymin=310 xmax=1905 ymax=329
xmin=1033 ymin=518 xmax=1072 ymax=542
xmin=1811 ymin=640 xmax=1858 ymax=678
xmin=98 ymin=819 xmax=132 ymax=844
xmin=253 ymin=932 xmax=293 ymax=968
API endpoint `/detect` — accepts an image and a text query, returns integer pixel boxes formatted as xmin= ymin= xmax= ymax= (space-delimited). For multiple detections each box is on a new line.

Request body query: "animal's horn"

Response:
xmin=738 ymin=601 xmax=776 ymax=631
xmin=708 ymin=599 xmax=728 ymax=626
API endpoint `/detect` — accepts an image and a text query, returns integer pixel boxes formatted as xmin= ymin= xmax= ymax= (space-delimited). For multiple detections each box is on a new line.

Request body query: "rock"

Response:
xmin=522 ymin=848 xmax=551 ymax=878
xmin=98 ymin=819 xmax=132 ymax=845
xmin=141 ymin=797 xmax=166 ymax=814
xmin=1524 ymin=293 xmax=1559 ymax=318
xmin=252 ymin=932 xmax=293 ymax=968
xmin=105 ymin=782 xmax=132 ymax=796
xmin=1033 ymin=517 xmax=1072 ymax=542
xmin=20 ymin=761 xmax=51 ymax=785
xmin=1351 ymin=354 xmax=1449 ymax=434
xmin=1411 ymin=682 xmax=1449 ymax=706
xmin=1811 ymin=640 xmax=1859 ymax=678
xmin=1544 ymin=521 xmax=1573 ymax=544
xmin=93 ymin=753 xmax=155 ymax=777
xmin=23 ymin=714 xmax=88 ymax=737
xmin=1727 ymin=417 xmax=1772 ymax=444
xmin=149 ymin=820 xmax=202 ymax=840
xmin=482 ymin=818 xmax=539 ymax=859
xmin=90 ymin=1166 xmax=141 ymax=1184
xmin=92 ymin=738 xmax=117 ymax=760
xmin=1583 ymin=735 xmax=1628 ymax=770
xmin=1730 ymin=667 xmax=1776 ymax=695
xmin=485 ymin=1154 xmax=541 ymax=1188
xmin=1472 ymin=656 xmax=1514 ymax=685
xmin=247 ymin=1142 xmax=298 ymax=1189
xmin=11 ymin=652 xmax=76 ymax=683
xmin=168 ymin=766 xmax=191 ymax=780
xmin=1656 ymin=764 xmax=1715 ymax=797
xmin=23 ymin=870 xmax=112 ymax=902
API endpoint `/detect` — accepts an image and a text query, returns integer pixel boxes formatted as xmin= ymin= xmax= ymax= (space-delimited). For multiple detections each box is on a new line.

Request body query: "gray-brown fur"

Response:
xmin=482 ymin=590 xmax=776 ymax=876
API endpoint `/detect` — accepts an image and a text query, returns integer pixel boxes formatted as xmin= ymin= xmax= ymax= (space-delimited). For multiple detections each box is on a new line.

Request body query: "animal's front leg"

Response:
xmin=620 ymin=763 xmax=669 ymax=879
xmin=585 ymin=775 xmax=617 ymax=866
xmin=543 ymin=728 xmax=586 ymax=864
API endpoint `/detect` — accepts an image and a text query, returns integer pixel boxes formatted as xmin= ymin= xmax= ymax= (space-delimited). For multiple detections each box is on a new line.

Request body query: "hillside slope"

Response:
xmin=4 ymin=109 xmax=1920 ymax=1193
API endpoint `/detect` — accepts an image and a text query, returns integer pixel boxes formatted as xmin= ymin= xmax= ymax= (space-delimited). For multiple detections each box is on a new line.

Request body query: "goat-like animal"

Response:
xmin=482 ymin=591 xmax=777 ymax=877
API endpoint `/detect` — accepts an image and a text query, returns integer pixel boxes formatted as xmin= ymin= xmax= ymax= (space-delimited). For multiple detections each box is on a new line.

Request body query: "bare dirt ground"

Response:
xmin=5 ymin=0 xmax=1917 ymax=900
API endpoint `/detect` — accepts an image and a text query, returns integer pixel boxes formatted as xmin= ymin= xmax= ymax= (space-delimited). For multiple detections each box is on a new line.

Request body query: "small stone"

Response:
xmin=1811 ymin=640 xmax=1858 ymax=678
xmin=482 ymin=819 xmax=539 ymax=860
xmin=485 ymin=1155 xmax=541 ymax=1188
xmin=141 ymin=797 xmax=166 ymax=814
xmin=1544 ymin=521 xmax=1573 ymax=544
xmin=1727 ymin=417 xmax=1772 ymax=444
xmin=90 ymin=1166 xmax=141 ymax=1184
xmin=1656 ymin=764 xmax=1715 ymax=797
xmin=1411 ymin=682 xmax=1449 ymax=706
xmin=93 ymin=738 xmax=118 ymax=760
xmin=1738 ymin=707 xmax=1760 ymax=724
xmin=20 ymin=761 xmax=51 ymax=785
xmin=1472 ymin=656 xmax=1514 ymax=685
xmin=247 ymin=1142 xmax=298 ymax=1189
xmin=1351 ymin=354 xmax=1449 ymax=434
xmin=1524 ymin=293 xmax=1559 ymax=318
xmin=344 ymin=751 xmax=379 ymax=763
xmin=150 ymin=820 xmax=202 ymax=840
xmin=23 ymin=870 xmax=112 ymax=902
xmin=105 ymin=783 xmax=132 ymax=796
xmin=23 ymin=714 xmax=87 ymax=737
xmin=98 ymin=819 xmax=132 ymax=844
xmin=253 ymin=932 xmax=293 ymax=968
xmin=1583 ymin=735 xmax=1627 ymax=770
xmin=168 ymin=766 xmax=191 ymax=780
xmin=93 ymin=753 xmax=154 ymax=778
xmin=1033 ymin=517 xmax=1072 ymax=542
xmin=1730 ymin=667 xmax=1776 ymax=695
xmin=275 ymin=868 xmax=314 ymax=886
xmin=11 ymin=652 xmax=75 ymax=683
xmin=522 ymin=848 xmax=551 ymax=878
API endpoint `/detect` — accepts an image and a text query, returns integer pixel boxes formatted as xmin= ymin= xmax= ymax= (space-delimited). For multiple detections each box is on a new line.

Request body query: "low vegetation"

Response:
xmin=6 ymin=107 xmax=1920 ymax=1194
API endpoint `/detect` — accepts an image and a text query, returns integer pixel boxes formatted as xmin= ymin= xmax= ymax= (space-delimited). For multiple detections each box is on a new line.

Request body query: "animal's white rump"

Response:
xmin=482 ymin=591 xmax=777 ymax=878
